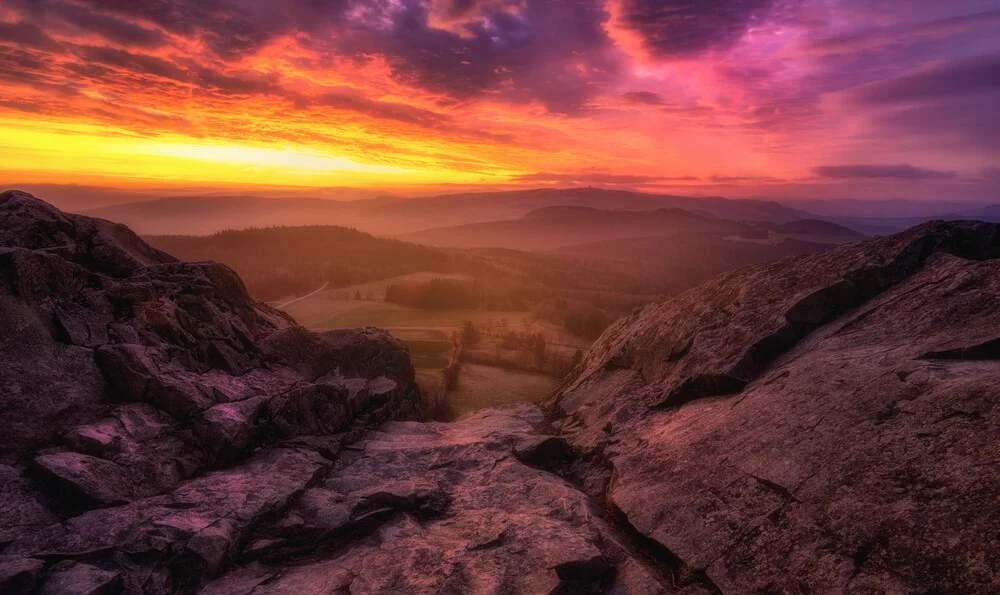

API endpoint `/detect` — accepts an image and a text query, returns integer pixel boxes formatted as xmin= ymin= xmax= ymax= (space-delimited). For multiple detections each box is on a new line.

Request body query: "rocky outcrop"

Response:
xmin=5 ymin=190 xmax=1000 ymax=593
xmin=0 ymin=191 xmax=423 ymax=592
xmin=200 ymin=406 xmax=683 ymax=594
xmin=550 ymin=220 xmax=1000 ymax=593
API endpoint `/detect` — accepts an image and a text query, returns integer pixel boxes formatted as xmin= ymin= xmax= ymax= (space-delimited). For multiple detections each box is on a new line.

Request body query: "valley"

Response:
xmin=144 ymin=201 xmax=850 ymax=418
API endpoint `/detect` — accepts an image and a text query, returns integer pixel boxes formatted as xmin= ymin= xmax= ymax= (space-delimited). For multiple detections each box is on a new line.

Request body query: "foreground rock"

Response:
xmin=202 ymin=406 xmax=681 ymax=594
xmin=0 ymin=191 xmax=422 ymax=592
xmin=551 ymin=220 xmax=1000 ymax=593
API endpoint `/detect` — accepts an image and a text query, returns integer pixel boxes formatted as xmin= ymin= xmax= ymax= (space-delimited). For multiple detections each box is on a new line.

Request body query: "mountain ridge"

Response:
xmin=84 ymin=187 xmax=816 ymax=236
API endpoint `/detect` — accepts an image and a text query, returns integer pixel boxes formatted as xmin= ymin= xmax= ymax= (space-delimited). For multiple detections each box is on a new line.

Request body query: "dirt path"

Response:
xmin=273 ymin=282 xmax=330 ymax=309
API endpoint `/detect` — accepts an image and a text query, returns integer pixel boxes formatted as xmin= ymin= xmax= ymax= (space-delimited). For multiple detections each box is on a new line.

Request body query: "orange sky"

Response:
xmin=1 ymin=1 xmax=998 ymax=197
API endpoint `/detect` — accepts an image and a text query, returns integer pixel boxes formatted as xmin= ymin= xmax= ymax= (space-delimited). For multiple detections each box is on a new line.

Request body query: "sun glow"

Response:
xmin=0 ymin=119 xmax=495 ymax=187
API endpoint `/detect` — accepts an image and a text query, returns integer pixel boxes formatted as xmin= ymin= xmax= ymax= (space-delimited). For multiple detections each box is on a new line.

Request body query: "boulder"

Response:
xmin=39 ymin=561 xmax=121 ymax=595
xmin=33 ymin=452 xmax=135 ymax=506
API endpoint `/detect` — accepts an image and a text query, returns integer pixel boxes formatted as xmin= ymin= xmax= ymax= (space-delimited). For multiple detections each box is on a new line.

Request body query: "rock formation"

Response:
xmin=550 ymin=220 xmax=1000 ymax=593
xmin=0 ymin=191 xmax=422 ymax=592
xmin=2 ymin=190 xmax=999 ymax=593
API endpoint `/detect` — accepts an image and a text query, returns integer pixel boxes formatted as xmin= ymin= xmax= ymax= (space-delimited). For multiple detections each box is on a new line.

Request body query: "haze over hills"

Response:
xmin=145 ymin=212 xmax=846 ymax=307
xmin=76 ymin=185 xmax=1000 ymax=242
xmin=402 ymin=205 xmax=757 ymax=250
xmin=83 ymin=187 xmax=816 ymax=237
xmin=556 ymin=234 xmax=832 ymax=292
xmin=770 ymin=219 xmax=864 ymax=238
xmin=825 ymin=204 xmax=1000 ymax=236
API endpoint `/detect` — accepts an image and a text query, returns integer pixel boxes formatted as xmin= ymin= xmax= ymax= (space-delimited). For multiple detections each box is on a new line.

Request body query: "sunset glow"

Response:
xmin=1 ymin=0 xmax=998 ymax=196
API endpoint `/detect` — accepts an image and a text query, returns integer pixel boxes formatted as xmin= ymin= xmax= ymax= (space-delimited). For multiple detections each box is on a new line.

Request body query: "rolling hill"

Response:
xmin=556 ymin=234 xmax=832 ymax=294
xmin=402 ymin=205 xmax=755 ymax=250
xmin=85 ymin=187 xmax=815 ymax=237
xmin=772 ymin=218 xmax=865 ymax=238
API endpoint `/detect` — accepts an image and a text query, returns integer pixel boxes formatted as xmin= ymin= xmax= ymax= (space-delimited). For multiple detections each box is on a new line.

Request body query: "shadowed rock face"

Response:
xmin=0 ymin=191 xmax=424 ymax=592
xmin=550 ymin=220 xmax=1000 ymax=593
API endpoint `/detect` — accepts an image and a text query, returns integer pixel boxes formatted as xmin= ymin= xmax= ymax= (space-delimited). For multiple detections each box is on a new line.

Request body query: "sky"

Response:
xmin=1 ymin=0 xmax=999 ymax=199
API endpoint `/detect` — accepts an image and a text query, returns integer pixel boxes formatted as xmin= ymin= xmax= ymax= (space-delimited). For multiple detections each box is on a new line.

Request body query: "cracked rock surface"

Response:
xmin=550 ymin=220 xmax=1000 ymax=593
xmin=202 ymin=406 xmax=680 ymax=594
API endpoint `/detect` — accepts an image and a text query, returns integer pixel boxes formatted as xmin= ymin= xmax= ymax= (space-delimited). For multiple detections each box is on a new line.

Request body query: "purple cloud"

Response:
xmin=621 ymin=91 xmax=664 ymax=105
xmin=617 ymin=0 xmax=777 ymax=58
xmin=812 ymin=165 xmax=957 ymax=180
xmin=852 ymin=53 xmax=1000 ymax=105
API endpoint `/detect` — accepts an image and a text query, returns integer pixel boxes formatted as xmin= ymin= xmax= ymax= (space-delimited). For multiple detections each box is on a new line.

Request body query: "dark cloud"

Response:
xmin=312 ymin=92 xmax=451 ymax=127
xmin=621 ymin=91 xmax=664 ymax=105
xmin=847 ymin=54 xmax=1000 ymax=155
xmin=812 ymin=165 xmax=957 ymax=180
xmin=0 ymin=21 xmax=62 ymax=51
xmin=617 ymin=0 xmax=777 ymax=59
xmin=342 ymin=0 xmax=620 ymax=113
xmin=808 ymin=8 xmax=1000 ymax=54
xmin=513 ymin=172 xmax=699 ymax=184
xmin=708 ymin=175 xmax=784 ymax=183
xmin=873 ymin=94 xmax=1000 ymax=152
xmin=5 ymin=0 xmax=621 ymax=114
xmin=440 ymin=0 xmax=478 ymax=18
xmin=40 ymin=0 xmax=351 ymax=59
xmin=852 ymin=53 xmax=1000 ymax=105
xmin=55 ymin=3 xmax=168 ymax=48
xmin=77 ymin=45 xmax=189 ymax=82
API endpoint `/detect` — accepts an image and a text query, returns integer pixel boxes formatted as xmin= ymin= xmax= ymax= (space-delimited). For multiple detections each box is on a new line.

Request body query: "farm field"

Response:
xmin=280 ymin=287 xmax=531 ymax=331
xmin=446 ymin=364 xmax=558 ymax=418
xmin=277 ymin=273 xmax=588 ymax=418
xmin=286 ymin=300 xmax=533 ymax=332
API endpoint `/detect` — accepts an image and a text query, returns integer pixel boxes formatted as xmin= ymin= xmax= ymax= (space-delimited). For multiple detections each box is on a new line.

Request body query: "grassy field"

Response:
xmin=277 ymin=274 xmax=575 ymax=419
xmin=402 ymin=339 xmax=453 ymax=369
xmin=283 ymin=296 xmax=533 ymax=330
xmin=274 ymin=272 xmax=471 ymax=305
xmin=447 ymin=364 xmax=558 ymax=418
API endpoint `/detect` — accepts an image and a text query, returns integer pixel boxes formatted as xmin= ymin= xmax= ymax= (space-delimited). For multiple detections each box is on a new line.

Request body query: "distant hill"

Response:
xmin=88 ymin=196 xmax=351 ymax=236
xmin=824 ymin=207 xmax=1000 ymax=236
xmin=403 ymin=205 xmax=754 ymax=250
xmin=772 ymin=219 xmax=865 ymax=238
xmin=145 ymin=225 xmax=642 ymax=303
xmin=86 ymin=187 xmax=815 ymax=236
xmin=147 ymin=226 xmax=469 ymax=300
xmin=556 ymin=234 xmax=832 ymax=294
xmin=145 ymin=222 xmax=833 ymax=309
xmin=956 ymin=204 xmax=1000 ymax=220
